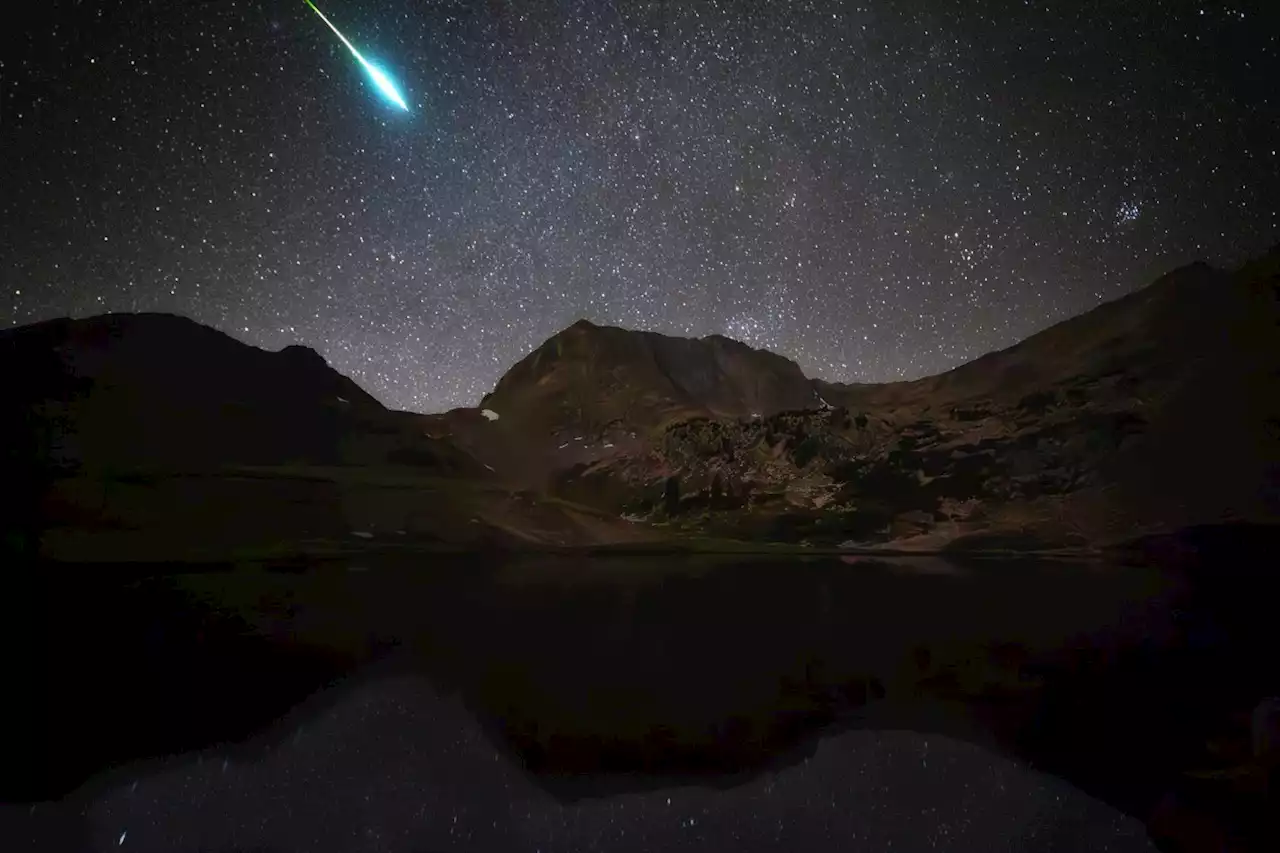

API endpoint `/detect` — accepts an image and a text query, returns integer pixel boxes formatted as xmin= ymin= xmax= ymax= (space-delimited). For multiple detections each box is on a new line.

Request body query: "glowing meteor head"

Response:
xmin=362 ymin=61 xmax=409 ymax=111
xmin=303 ymin=0 xmax=409 ymax=112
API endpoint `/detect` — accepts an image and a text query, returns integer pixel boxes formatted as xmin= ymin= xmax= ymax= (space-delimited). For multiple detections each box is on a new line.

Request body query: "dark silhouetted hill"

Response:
xmin=1 ymin=313 xmax=653 ymax=560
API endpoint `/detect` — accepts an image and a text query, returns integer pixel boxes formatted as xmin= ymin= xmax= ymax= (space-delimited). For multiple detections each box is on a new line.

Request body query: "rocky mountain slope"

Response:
xmin=419 ymin=319 xmax=827 ymax=482
xmin=2 ymin=314 xmax=650 ymax=560
xmin=436 ymin=251 xmax=1280 ymax=551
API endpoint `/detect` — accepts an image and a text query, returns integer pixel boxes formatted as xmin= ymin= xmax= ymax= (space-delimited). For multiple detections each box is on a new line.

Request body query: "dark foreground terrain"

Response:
xmin=4 ymin=525 xmax=1277 ymax=852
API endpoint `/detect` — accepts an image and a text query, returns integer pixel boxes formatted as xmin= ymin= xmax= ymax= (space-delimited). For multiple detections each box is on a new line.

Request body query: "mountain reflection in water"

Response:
xmin=8 ymin=551 xmax=1276 ymax=851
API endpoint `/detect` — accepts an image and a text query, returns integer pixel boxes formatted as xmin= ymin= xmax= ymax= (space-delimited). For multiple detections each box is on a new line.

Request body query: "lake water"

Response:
xmin=7 ymin=551 xmax=1277 ymax=851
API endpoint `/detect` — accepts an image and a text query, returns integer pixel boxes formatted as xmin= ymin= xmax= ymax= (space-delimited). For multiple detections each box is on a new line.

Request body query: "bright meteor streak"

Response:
xmin=303 ymin=0 xmax=409 ymax=111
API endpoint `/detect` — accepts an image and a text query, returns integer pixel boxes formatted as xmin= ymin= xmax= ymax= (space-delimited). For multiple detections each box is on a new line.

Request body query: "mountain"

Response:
xmin=418 ymin=319 xmax=825 ymax=482
xmin=484 ymin=319 xmax=822 ymax=427
xmin=437 ymin=251 xmax=1280 ymax=551
xmin=7 ymin=250 xmax=1276 ymax=559
xmin=5 ymin=313 xmax=447 ymax=471
xmin=2 ymin=313 xmax=651 ymax=560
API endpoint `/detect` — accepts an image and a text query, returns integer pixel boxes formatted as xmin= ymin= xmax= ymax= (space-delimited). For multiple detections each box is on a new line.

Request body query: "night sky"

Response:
xmin=2 ymin=0 xmax=1276 ymax=412
xmin=13 ymin=676 xmax=1154 ymax=853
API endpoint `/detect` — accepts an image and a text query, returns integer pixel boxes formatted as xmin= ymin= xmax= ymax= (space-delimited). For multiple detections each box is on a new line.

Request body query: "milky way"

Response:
xmin=2 ymin=0 xmax=1276 ymax=411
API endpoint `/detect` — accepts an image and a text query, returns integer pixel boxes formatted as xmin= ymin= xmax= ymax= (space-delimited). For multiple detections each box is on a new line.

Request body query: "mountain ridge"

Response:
xmin=5 ymin=250 xmax=1277 ymax=558
xmin=437 ymin=252 xmax=1278 ymax=550
xmin=502 ymin=259 xmax=1235 ymax=413
xmin=1 ymin=312 xmax=655 ymax=560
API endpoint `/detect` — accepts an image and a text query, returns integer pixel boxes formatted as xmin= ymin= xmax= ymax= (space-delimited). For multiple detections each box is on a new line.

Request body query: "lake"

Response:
xmin=6 ymin=549 xmax=1277 ymax=851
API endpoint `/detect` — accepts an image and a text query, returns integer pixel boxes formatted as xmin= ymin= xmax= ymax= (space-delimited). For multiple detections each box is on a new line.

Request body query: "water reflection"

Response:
xmin=9 ymin=552 xmax=1278 ymax=850
xmin=840 ymin=554 xmax=971 ymax=575
xmin=79 ymin=675 xmax=1154 ymax=853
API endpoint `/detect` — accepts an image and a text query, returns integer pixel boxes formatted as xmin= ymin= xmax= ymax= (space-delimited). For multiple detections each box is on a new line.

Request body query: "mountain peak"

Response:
xmin=480 ymin=321 xmax=820 ymax=449
xmin=278 ymin=343 xmax=330 ymax=368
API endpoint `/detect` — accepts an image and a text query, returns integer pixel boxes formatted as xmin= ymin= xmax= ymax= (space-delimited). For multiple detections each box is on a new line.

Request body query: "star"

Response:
xmin=1 ymin=1 xmax=1275 ymax=410
xmin=1117 ymin=200 xmax=1143 ymax=226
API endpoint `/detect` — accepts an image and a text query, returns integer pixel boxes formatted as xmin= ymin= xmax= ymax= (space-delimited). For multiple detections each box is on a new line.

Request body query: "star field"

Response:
xmin=2 ymin=0 xmax=1276 ymax=411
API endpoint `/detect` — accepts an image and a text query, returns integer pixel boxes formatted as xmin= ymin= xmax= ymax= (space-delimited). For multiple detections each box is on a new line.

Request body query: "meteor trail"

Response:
xmin=302 ymin=0 xmax=409 ymax=111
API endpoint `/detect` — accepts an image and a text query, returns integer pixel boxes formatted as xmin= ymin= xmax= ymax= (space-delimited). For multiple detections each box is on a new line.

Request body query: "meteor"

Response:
xmin=302 ymin=0 xmax=409 ymax=111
